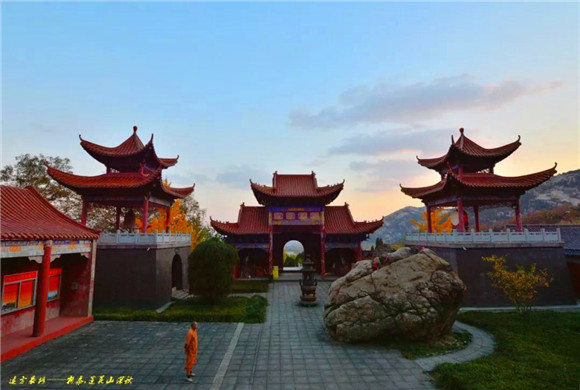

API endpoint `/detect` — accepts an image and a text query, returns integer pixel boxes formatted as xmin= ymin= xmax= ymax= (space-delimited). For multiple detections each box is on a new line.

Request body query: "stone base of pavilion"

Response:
xmin=405 ymin=229 xmax=576 ymax=307
xmin=1 ymin=316 xmax=92 ymax=362
xmin=94 ymin=233 xmax=192 ymax=309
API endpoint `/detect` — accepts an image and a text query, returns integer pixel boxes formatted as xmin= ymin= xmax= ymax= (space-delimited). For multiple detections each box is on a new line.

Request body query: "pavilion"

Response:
xmin=1 ymin=185 xmax=100 ymax=361
xmin=401 ymin=128 xmax=557 ymax=232
xmin=47 ymin=125 xmax=194 ymax=232
xmin=400 ymin=128 xmax=574 ymax=307
xmin=211 ymin=172 xmax=383 ymax=277
xmin=46 ymin=126 xmax=194 ymax=308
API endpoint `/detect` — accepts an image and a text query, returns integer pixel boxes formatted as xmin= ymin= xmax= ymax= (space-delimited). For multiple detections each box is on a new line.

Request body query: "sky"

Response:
xmin=2 ymin=2 xmax=579 ymax=224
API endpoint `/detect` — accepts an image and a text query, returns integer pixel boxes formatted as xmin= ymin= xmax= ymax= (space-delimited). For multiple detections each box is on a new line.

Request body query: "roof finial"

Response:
xmin=459 ymin=127 xmax=464 ymax=134
xmin=133 ymin=125 xmax=138 ymax=133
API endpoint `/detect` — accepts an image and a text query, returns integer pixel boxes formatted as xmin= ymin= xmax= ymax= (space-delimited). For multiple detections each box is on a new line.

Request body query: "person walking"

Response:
xmin=184 ymin=322 xmax=198 ymax=383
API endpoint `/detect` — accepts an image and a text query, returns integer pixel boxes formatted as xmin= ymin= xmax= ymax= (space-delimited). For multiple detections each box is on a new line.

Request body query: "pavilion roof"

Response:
xmin=400 ymin=164 xmax=557 ymax=201
xmin=210 ymin=204 xmax=382 ymax=236
xmin=417 ymin=128 xmax=521 ymax=172
xmin=79 ymin=126 xmax=179 ymax=172
xmin=1 ymin=185 xmax=100 ymax=241
xmin=250 ymin=172 xmax=344 ymax=206
xmin=46 ymin=166 xmax=194 ymax=200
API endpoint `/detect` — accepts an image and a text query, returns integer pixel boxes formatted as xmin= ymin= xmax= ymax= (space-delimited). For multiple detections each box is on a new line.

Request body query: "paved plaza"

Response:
xmin=2 ymin=281 xmax=488 ymax=390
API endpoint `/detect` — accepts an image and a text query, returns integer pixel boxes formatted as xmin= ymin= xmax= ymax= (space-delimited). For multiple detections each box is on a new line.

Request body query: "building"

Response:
xmin=401 ymin=128 xmax=575 ymax=306
xmin=401 ymin=128 xmax=556 ymax=232
xmin=211 ymin=172 xmax=383 ymax=277
xmin=47 ymin=126 xmax=193 ymax=308
xmin=1 ymin=185 xmax=100 ymax=361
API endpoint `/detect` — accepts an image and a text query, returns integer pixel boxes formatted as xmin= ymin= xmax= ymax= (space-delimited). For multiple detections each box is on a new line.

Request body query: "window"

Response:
xmin=2 ymin=271 xmax=38 ymax=314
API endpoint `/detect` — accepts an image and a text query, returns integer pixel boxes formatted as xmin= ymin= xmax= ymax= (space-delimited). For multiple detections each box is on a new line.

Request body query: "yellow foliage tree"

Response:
xmin=483 ymin=255 xmax=552 ymax=314
xmin=135 ymin=180 xmax=208 ymax=251
xmin=410 ymin=209 xmax=452 ymax=233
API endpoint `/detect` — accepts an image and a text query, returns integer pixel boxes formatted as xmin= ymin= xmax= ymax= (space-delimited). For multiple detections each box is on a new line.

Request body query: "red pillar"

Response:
xmin=515 ymin=199 xmax=523 ymax=232
xmin=356 ymin=242 xmax=362 ymax=261
xmin=81 ymin=201 xmax=89 ymax=225
xmin=165 ymin=207 xmax=171 ymax=233
xmin=141 ymin=197 xmax=149 ymax=233
xmin=474 ymin=205 xmax=480 ymax=232
xmin=268 ymin=226 xmax=273 ymax=277
xmin=115 ymin=207 xmax=121 ymax=231
xmin=320 ymin=226 xmax=326 ymax=277
xmin=426 ymin=206 xmax=433 ymax=233
xmin=457 ymin=198 xmax=465 ymax=232
xmin=33 ymin=241 xmax=52 ymax=337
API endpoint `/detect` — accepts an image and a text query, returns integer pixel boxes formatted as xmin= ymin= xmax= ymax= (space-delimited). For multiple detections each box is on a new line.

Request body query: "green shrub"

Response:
xmin=245 ymin=295 xmax=268 ymax=323
xmin=188 ymin=237 xmax=239 ymax=303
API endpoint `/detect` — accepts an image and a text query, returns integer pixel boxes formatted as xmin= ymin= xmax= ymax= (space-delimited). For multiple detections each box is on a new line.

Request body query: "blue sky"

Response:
xmin=2 ymin=2 xmax=578 ymax=222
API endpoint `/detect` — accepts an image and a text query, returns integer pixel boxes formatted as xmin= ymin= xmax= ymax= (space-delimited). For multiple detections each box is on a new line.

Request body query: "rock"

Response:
xmin=324 ymin=248 xmax=466 ymax=342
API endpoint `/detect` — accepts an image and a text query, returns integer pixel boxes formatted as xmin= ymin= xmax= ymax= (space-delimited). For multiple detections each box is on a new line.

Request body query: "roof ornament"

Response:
xmin=133 ymin=125 xmax=138 ymax=133
xmin=459 ymin=127 xmax=464 ymax=134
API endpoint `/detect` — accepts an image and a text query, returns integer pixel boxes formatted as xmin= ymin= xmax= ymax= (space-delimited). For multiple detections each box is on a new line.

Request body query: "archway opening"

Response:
xmin=283 ymin=240 xmax=305 ymax=271
xmin=171 ymin=255 xmax=183 ymax=290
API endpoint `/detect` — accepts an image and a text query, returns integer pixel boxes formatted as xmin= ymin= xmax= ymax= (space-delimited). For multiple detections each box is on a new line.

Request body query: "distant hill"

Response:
xmin=364 ymin=169 xmax=580 ymax=247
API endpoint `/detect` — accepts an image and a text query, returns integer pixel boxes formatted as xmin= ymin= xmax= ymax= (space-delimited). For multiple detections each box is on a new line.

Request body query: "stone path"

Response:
xmin=1 ymin=281 xmax=495 ymax=390
xmin=415 ymin=322 xmax=495 ymax=371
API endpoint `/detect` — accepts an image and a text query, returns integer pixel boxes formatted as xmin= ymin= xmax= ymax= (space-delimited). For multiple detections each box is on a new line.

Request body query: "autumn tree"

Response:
xmin=410 ymin=209 xmax=452 ymax=233
xmin=137 ymin=180 xmax=213 ymax=250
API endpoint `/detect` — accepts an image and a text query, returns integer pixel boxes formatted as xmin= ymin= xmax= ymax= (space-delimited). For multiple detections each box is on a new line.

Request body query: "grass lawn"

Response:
xmin=364 ymin=331 xmax=471 ymax=359
xmin=431 ymin=311 xmax=580 ymax=390
xmin=231 ymin=280 xmax=270 ymax=293
xmin=93 ymin=295 xmax=267 ymax=323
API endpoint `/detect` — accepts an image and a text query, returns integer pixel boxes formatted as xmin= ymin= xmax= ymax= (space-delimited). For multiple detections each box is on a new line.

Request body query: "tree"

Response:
xmin=1 ymin=154 xmax=80 ymax=218
xmin=2 ymin=154 xmax=119 ymax=231
xmin=411 ymin=209 xmax=452 ymax=233
xmin=188 ymin=238 xmax=239 ymax=303
xmin=136 ymin=179 xmax=213 ymax=250
xmin=483 ymin=255 xmax=552 ymax=314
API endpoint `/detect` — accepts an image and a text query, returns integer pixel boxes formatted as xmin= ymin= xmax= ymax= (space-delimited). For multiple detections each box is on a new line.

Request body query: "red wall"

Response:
xmin=1 ymin=253 xmax=93 ymax=336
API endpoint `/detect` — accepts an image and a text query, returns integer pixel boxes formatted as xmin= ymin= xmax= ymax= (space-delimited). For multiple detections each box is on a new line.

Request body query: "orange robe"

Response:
xmin=184 ymin=329 xmax=198 ymax=372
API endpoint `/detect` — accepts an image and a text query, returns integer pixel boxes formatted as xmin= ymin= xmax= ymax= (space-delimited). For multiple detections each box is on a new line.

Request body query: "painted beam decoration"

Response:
xmin=268 ymin=206 xmax=324 ymax=226
xmin=1 ymin=240 xmax=93 ymax=259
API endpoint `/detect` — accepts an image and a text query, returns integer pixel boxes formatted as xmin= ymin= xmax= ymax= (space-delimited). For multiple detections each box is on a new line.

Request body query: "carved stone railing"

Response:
xmin=98 ymin=232 xmax=191 ymax=247
xmin=405 ymin=228 xmax=562 ymax=246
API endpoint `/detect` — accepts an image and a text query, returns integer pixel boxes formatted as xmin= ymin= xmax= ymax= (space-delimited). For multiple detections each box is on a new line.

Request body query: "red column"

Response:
xmin=141 ymin=197 xmax=149 ymax=233
xmin=33 ymin=241 xmax=52 ymax=337
xmin=115 ymin=207 xmax=121 ymax=231
xmin=457 ymin=198 xmax=465 ymax=232
xmin=474 ymin=205 xmax=480 ymax=232
xmin=320 ymin=226 xmax=326 ymax=277
xmin=515 ymin=199 xmax=523 ymax=232
xmin=268 ymin=226 xmax=273 ymax=277
xmin=81 ymin=201 xmax=89 ymax=225
xmin=165 ymin=207 xmax=171 ymax=233
xmin=426 ymin=206 xmax=433 ymax=233
xmin=356 ymin=242 xmax=362 ymax=261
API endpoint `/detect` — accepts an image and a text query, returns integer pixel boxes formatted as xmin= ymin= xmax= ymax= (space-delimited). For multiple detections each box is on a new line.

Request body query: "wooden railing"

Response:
xmin=405 ymin=228 xmax=561 ymax=245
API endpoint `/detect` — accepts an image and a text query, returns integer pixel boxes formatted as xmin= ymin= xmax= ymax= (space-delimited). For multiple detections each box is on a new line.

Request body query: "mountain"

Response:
xmin=364 ymin=169 xmax=580 ymax=247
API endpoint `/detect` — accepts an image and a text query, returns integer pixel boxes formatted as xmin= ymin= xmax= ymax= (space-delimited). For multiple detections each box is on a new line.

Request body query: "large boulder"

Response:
xmin=324 ymin=248 xmax=466 ymax=342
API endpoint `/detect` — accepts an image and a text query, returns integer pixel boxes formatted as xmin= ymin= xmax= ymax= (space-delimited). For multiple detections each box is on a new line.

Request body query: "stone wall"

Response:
xmin=408 ymin=245 xmax=576 ymax=307
xmin=93 ymin=245 xmax=191 ymax=308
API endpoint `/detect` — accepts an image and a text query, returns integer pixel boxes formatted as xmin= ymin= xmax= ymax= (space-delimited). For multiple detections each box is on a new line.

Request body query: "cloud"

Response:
xmin=328 ymin=127 xmax=453 ymax=156
xmin=349 ymin=159 xmax=430 ymax=193
xmin=215 ymin=166 xmax=272 ymax=189
xmin=165 ymin=171 xmax=210 ymax=187
xmin=289 ymin=75 xmax=562 ymax=129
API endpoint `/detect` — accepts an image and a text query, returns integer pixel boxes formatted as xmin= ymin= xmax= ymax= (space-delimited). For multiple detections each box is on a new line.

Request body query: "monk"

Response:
xmin=184 ymin=322 xmax=198 ymax=382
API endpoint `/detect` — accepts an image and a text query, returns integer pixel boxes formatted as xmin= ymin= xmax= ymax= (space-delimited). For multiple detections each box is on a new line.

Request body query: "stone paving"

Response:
xmin=2 ymin=281 xmax=496 ymax=390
